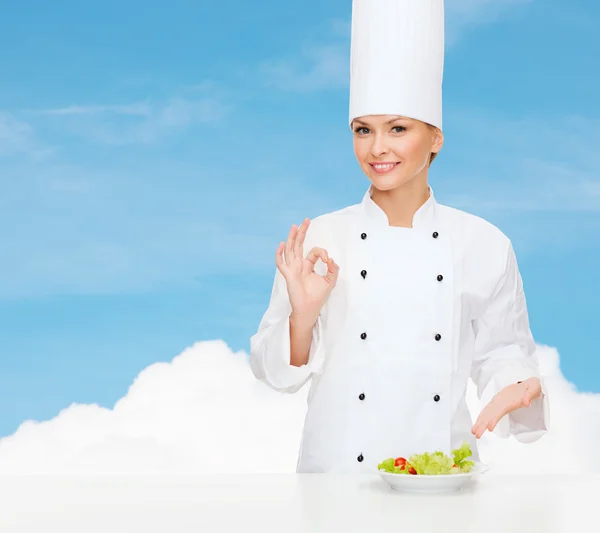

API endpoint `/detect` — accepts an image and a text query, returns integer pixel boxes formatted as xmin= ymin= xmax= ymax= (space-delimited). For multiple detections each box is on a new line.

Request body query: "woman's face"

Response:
xmin=352 ymin=115 xmax=443 ymax=191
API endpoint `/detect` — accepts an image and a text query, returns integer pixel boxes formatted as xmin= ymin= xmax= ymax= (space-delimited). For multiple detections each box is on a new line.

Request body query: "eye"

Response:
xmin=353 ymin=126 xmax=370 ymax=135
xmin=392 ymin=126 xmax=406 ymax=133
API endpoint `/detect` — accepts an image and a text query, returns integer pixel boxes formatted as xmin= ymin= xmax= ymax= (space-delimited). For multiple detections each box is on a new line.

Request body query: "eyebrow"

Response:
xmin=353 ymin=117 xmax=406 ymax=126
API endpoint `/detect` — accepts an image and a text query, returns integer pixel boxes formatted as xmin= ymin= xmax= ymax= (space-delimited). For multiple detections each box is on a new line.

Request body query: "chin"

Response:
xmin=368 ymin=171 xmax=412 ymax=191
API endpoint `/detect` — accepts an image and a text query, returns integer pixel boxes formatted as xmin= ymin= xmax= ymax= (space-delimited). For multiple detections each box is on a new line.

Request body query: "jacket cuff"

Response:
xmin=260 ymin=314 xmax=326 ymax=392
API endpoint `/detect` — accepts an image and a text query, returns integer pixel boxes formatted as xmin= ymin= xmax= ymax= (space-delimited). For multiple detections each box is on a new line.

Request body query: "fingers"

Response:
xmin=325 ymin=256 xmax=340 ymax=284
xmin=275 ymin=242 xmax=290 ymax=279
xmin=303 ymin=247 xmax=339 ymax=283
xmin=305 ymin=246 xmax=329 ymax=267
xmin=284 ymin=220 xmax=310 ymax=266
xmin=284 ymin=224 xmax=298 ymax=265
xmin=472 ymin=387 xmax=529 ymax=438
xmin=472 ymin=418 xmax=494 ymax=439
xmin=294 ymin=218 xmax=310 ymax=258
xmin=472 ymin=402 xmax=501 ymax=439
xmin=279 ymin=220 xmax=339 ymax=284
xmin=486 ymin=414 xmax=502 ymax=433
xmin=471 ymin=416 xmax=487 ymax=439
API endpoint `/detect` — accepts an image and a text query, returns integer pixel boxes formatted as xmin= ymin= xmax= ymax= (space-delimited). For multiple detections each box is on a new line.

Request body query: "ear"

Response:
xmin=431 ymin=127 xmax=444 ymax=154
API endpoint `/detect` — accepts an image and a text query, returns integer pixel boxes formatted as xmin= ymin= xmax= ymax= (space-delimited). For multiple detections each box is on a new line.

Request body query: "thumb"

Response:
xmin=324 ymin=258 xmax=339 ymax=284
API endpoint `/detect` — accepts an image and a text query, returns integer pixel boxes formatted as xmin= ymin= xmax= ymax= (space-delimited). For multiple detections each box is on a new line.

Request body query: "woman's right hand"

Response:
xmin=275 ymin=218 xmax=339 ymax=327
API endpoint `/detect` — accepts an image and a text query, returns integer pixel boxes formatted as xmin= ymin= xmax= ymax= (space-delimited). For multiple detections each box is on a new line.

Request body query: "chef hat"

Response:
xmin=348 ymin=0 xmax=445 ymax=130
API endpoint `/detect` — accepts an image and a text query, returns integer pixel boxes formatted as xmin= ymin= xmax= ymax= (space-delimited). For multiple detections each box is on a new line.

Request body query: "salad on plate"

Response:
xmin=377 ymin=441 xmax=476 ymax=476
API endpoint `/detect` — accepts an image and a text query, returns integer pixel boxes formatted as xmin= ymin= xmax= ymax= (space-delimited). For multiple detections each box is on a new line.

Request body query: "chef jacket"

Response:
xmin=250 ymin=186 xmax=550 ymax=473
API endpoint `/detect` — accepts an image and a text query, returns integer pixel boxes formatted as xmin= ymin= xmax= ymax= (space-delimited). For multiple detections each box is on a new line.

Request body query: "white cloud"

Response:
xmin=259 ymin=17 xmax=351 ymax=93
xmin=32 ymin=102 xmax=151 ymax=117
xmin=27 ymin=96 xmax=230 ymax=145
xmin=447 ymin=0 xmax=533 ymax=19
xmin=0 ymin=112 xmax=34 ymax=154
xmin=0 ymin=340 xmax=596 ymax=475
xmin=446 ymin=0 xmax=534 ymax=43
xmin=0 ymin=340 xmax=305 ymax=473
xmin=260 ymin=43 xmax=348 ymax=93
xmin=0 ymin=111 xmax=53 ymax=159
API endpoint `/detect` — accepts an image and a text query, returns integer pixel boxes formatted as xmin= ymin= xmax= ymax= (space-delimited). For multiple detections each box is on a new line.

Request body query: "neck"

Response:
xmin=370 ymin=175 xmax=430 ymax=228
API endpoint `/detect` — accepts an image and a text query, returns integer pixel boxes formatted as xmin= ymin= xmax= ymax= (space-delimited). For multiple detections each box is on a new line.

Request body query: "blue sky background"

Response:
xmin=0 ymin=0 xmax=598 ymax=437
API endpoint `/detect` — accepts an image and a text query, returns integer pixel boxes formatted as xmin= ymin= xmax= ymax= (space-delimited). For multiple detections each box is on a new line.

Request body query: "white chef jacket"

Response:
xmin=250 ymin=186 xmax=549 ymax=473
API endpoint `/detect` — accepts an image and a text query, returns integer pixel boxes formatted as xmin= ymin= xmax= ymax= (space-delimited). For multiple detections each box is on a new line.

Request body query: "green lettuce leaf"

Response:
xmin=377 ymin=458 xmax=411 ymax=474
xmin=452 ymin=441 xmax=471 ymax=465
xmin=407 ymin=450 xmax=455 ymax=475
xmin=379 ymin=441 xmax=475 ymax=475
xmin=452 ymin=441 xmax=475 ymax=472
xmin=377 ymin=458 xmax=396 ymax=472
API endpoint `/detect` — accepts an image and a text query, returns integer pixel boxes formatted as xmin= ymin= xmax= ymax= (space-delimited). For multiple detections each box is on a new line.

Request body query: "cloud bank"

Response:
xmin=0 ymin=340 xmax=596 ymax=475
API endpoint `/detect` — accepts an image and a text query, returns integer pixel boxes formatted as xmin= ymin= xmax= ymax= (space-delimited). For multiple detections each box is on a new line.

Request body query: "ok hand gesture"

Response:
xmin=276 ymin=218 xmax=339 ymax=326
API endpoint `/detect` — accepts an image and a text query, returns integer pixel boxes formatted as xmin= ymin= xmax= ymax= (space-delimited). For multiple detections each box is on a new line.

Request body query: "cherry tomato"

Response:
xmin=394 ymin=457 xmax=407 ymax=468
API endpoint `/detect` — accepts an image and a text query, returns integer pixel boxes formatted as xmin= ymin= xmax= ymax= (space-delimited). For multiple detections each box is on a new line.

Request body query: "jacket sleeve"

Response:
xmin=470 ymin=239 xmax=550 ymax=443
xmin=249 ymin=263 xmax=327 ymax=394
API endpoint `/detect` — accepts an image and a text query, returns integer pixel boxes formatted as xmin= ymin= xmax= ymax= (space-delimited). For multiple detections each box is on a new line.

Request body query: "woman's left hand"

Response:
xmin=471 ymin=377 xmax=542 ymax=439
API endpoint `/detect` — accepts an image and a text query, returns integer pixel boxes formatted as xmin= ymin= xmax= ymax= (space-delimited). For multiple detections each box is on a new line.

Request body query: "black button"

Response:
xmin=361 ymin=232 xmax=367 ymax=240
xmin=359 ymin=393 xmax=365 ymax=400
xmin=360 ymin=332 xmax=367 ymax=340
xmin=437 ymin=274 xmax=443 ymax=282
xmin=432 ymin=231 xmax=439 ymax=239
xmin=361 ymin=269 xmax=367 ymax=279
xmin=357 ymin=454 xmax=364 ymax=462
xmin=435 ymin=333 xmax=442 ymax=341
xmin=434 ymin=394 xmax=440 ymax=402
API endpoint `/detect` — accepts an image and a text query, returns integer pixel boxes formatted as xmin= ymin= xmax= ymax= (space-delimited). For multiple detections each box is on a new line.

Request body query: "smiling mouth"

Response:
xmin=369 ymin=162 xmax=400 ymax=174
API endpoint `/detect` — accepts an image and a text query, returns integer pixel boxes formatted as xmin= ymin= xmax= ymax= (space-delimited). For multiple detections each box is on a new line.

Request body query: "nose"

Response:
xmin=370 ymin=134 xmax=389 ymax=157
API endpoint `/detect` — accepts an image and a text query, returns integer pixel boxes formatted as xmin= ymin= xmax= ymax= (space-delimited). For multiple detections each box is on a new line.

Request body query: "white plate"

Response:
xmin=378 ymin=463 xmax=490 ymax=493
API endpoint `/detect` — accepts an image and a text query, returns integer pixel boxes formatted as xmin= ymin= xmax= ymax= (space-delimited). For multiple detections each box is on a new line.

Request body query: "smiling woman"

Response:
xmin=249 ymin=0 xmax=549 ymax=475
xmin=351 ymin=115 xmax=444 ymax=226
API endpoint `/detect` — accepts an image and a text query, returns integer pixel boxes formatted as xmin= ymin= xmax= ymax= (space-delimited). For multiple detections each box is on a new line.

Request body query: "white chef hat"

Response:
xmin=348 ymin=0 xmax=445 ymax=130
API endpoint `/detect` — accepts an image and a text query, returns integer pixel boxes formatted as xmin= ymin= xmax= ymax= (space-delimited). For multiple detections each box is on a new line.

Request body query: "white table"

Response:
xmin=0 ymin=473 xmax=596 ymax=532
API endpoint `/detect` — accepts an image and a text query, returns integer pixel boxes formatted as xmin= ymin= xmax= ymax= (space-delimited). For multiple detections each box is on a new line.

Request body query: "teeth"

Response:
xmin=373 ymin=163 xmax=395 ymax=170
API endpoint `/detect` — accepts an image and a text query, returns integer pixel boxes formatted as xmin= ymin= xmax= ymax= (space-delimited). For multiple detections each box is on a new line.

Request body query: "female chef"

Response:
xmin=250 ymin=0 xmax=549 ymax=473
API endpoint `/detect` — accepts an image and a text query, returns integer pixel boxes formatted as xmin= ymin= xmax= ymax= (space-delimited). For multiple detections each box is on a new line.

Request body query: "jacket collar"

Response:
xmin=360 ymin=185 xmax=438 ymax=229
